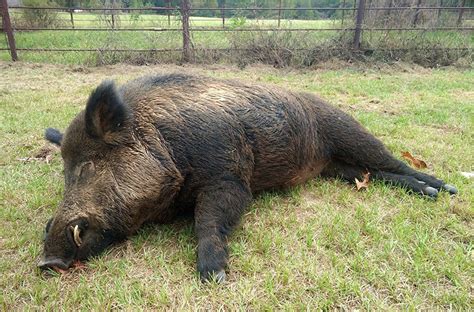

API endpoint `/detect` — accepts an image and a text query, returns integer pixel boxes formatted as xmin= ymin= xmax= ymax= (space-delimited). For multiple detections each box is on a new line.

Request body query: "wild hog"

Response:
xmin=38 ymin=74 xmax=457 ymax=282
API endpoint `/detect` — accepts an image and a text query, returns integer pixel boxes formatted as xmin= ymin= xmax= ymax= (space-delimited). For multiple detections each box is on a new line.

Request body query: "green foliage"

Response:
xmin=19 ymin=0 xmax=60 ymax=28
xmin=228 ymin=15 xmax=247 ymax=28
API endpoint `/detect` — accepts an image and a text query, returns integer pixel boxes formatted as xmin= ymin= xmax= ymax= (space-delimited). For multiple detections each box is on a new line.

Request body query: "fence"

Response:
xmin=0 ymin=0 xmax=473 ymax=65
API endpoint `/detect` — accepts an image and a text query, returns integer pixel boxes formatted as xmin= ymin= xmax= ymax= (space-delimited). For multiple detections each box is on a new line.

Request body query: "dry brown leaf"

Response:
xmin=401 ymin=151 xmax=427 ymax=169
xmin=355 ymin=171 xmax=370 ymax=191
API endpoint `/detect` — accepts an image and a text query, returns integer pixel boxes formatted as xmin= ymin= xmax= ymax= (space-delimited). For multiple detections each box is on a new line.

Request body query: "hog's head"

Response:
xmin=38 ymin=80 xmax=181 ymax=272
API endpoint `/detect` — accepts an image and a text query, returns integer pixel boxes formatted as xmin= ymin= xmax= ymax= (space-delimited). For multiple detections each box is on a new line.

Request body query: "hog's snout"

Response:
xmin=37 ymin=257 xmax=71 ymax=271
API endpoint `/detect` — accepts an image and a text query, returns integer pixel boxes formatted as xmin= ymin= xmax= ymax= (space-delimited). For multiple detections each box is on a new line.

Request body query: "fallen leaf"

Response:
xmin=355 ymin=171 xmax=370 ymax=191
xmin=401 ymin=151 xmax=427 ymax=169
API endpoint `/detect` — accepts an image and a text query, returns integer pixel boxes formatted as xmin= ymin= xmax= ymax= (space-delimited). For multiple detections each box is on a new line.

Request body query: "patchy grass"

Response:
xmin=0 ymin=62 xmax=472 ymax=309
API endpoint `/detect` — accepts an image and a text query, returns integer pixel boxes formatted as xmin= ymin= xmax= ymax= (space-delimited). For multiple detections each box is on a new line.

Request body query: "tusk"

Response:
xmin=72 ymin=225 xmax=82 ymax=247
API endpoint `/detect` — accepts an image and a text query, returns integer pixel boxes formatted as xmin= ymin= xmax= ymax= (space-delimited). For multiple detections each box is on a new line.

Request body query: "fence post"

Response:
xmin=221 ymin=0 xmax=225 ymax=28
xmin=341 ymin=0 xmax=346 ymax=26
xmin=70 ymin=8 xmax=75 ymax=29
xmin=457 ymin=0 xmax=466 ymax=26
xmin=253 ymin=0 xmax=257 ymax=20
xmin=437 ymin=0 xmax=443 ymax=24
xmin=111 ymin=0 xmax=116 ymax=29
xmin=0 ymin=0 xmax=18 ymax=61
xmin=167 ymin=0 xmax=171 ymax=26
xmin=353 ymin=0 xmax=365 ymax=50
xmin=352 ymin=0 xmax=357 ymax=19
xmin=384 ymin=0 xmax=392 ymax=19
xmin=181 ymin=0 xmax=192 ymax=62
xmin=278 ymin=0 xmax=282 ymax=27
xmin=413 ymin=0 xmax=422 ymax=27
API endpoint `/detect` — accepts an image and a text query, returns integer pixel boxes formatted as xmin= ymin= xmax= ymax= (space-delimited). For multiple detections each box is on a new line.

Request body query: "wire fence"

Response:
xmin=0 ymin=0 xmax=473 ymax=65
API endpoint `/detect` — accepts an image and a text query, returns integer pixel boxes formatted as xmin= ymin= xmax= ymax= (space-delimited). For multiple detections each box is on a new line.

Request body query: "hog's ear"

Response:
xmin=45 ymin=128 xmax=63 ymax=146
xmin=85 ymin=80 xmax=131 ymax=144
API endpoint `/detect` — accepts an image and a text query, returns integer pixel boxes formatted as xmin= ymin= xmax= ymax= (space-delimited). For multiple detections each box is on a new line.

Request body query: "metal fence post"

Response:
xmin=111 ymin=0 xmax=116 ymax=29
xmin=413 ymin=0 xmax=422 ymax=27
xmin=221 ymin=0 xmax=225 ymax=28
xmin=167 ymin=0 xmax=171 ymax=26
xmin=0 ymin=0 xmax=18 ymax=61
xmin=341 ymin=0 xmax=347 ymax=26
xmin=181 ymin=0 xmax=192 ymax=62
xmin=70 ymin=8 xmax=75 ymax=29
xmin=457 ymin=0 xmax=466 ymax=26
xmin=278 ymin=0 xmax=282 ymax=27
xmin=437 ymin=0 xmax=443 ymax=24
xmin=385 ymin=0 xmax=392 ymax=18
xmin=353 ymin=0 xmax=366 ymax=50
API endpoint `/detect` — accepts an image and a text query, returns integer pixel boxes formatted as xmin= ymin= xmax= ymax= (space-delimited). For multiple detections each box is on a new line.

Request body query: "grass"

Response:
xmin=1 ymin=12 xmax=472 ymax=65
xmin=0 ymin=61 xmax=473 ymax=309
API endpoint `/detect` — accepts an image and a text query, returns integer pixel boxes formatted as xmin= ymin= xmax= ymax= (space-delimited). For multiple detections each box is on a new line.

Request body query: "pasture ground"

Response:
xmin=0 ymin=61 xmax=472 ymax=310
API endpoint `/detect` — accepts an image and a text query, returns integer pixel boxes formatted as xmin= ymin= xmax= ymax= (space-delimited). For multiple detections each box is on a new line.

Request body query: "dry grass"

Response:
xmin=0 ymin=61 xmax=472 ymax=310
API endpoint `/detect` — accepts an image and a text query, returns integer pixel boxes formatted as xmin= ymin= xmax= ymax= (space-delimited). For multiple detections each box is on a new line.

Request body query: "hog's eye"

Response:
xmin=43 ymin=218 xmax=53 ymax=241
xmin=76 ymin=161 xmax=95 ymax=179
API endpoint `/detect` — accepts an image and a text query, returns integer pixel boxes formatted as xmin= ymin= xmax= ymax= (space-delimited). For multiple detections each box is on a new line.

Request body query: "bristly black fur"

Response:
xmin=45 ymin=128 xmax=63 ymax=146
xmin=85 ymin=80 xmax=129 ymax=140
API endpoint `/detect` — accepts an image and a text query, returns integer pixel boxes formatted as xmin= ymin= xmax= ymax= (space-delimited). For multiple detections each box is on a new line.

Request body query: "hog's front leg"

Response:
xmin=194 ymin=177 xmax=252 ymax=283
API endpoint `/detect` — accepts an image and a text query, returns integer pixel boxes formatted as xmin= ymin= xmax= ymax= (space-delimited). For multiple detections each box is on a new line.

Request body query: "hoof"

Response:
xmin=214 ymin=270 xmax=226 ymax=284
xmin=423 ymin=186 xmax=438 ymax=198
xmin=443 ymin=184 xmax=458 ymax=195
xmin=201 ymin=270 xmax=226 ymax=284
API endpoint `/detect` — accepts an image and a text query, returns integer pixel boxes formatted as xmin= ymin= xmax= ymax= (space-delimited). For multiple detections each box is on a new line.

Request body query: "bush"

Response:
xmin=17 ymin=0 xmax=61 ymax=29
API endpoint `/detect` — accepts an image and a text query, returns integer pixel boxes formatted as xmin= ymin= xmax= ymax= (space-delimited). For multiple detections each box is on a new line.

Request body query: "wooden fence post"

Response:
xmin=353 ymin=0 xmax=366 ymax=50
xmin=0 ymin=0 xmax=18 ymax=61
xmin=181 ymin=0 xmax=192 ymax=62
xmin=457 ymin=0 xmax=466 ymax=26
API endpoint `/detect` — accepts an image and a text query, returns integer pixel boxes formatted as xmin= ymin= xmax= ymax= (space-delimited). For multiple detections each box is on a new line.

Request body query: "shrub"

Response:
xmin=17 ymin=0 xmax=61 ymax=29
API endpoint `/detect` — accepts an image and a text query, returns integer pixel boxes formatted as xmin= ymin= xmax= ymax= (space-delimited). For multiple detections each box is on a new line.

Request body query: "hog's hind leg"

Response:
xmin=194 ymin=176 xmax=252 ymax=283
xmin=323 ymin=112 xmax=457 ymax=197
xmin=321 ymin=159 xmax=444 ymax=198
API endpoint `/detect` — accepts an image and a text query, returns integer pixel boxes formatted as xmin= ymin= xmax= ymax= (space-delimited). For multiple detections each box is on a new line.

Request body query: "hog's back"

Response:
xmin=121 ymin=74 xmax=331 ymax=192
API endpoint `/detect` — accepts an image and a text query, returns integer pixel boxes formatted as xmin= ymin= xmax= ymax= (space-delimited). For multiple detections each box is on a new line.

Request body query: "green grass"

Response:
xmin=0 ymin=62 xmax=473 ymax=309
